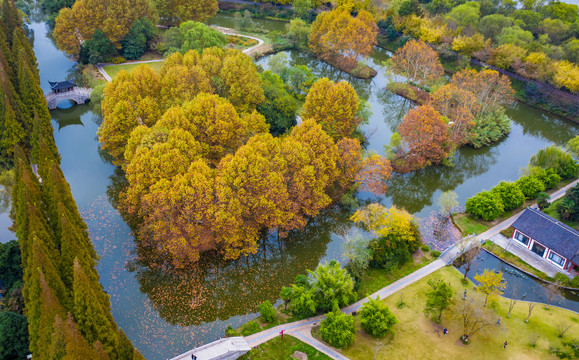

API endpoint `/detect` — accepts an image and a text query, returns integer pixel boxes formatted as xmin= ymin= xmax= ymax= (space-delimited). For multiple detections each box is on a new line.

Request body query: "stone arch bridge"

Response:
xmin=45 ymin=87 xmax=92 ymax=110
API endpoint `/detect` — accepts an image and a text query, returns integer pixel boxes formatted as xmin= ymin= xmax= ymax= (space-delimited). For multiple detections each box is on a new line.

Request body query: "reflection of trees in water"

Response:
xmin=508 ymin=104 xmax=579 ymax=146
xmin=127 ymin=206 xmax=352 ymax=326
xmin=377 ymin=90 xmax=414 ymax=134
xmin=286 ymin=50 xmax=373 ymax=101
xmin=388 ymin=145 xmax=499 ymax=213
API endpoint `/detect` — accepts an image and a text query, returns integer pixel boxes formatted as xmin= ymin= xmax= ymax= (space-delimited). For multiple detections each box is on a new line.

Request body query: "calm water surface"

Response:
xmin=6 ymin=16 xmax=579 ymax=359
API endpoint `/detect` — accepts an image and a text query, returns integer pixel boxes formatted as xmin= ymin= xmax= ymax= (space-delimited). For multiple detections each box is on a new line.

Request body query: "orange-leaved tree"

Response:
xmin=356 ymin=154 xmax=393 ymax=195
xmin=301 ymin=77 xmax=360 ymax=141
xmin=391 ymin=40 xmax=444 ymax=85
xmin=451 ymin=69 xmax=514 ymax=115
xmin=309 ymin=7 xmax=377 ymax=69
xmin=397 ymin=105 xmax=450 ymax=170
xmin=53 ymin=0 xmax=155 ymax=56
xmin=430 ymin=83 xmax=479 ymax=146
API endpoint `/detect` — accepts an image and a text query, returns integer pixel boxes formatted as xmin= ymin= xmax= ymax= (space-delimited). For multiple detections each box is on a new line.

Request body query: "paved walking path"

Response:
xmin=96 ymin=28 xmax=264 ymax=82
xmin=242 ymin=179 xmax=579 ymax=359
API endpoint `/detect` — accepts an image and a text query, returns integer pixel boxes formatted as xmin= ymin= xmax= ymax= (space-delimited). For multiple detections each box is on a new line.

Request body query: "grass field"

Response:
xmin=340 ymin=266 xmax=578 ymax=360
xmin=103 ymin=61 xmax=163 ymax=80
xmin=453 ymin=213 xmax=491 ymax=236
xmin=238 ymin=335 xmax=332 ymax=360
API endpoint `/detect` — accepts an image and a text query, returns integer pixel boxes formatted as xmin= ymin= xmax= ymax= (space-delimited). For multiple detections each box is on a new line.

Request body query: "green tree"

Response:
xmin=566 ymin=135 xmax=579 ymax=159
xmin=529 ymin=145 xmax=577 ymax=179
xmin=179 ymin=21 xmax=227 ymax=54
xmin=287 ymin=18 xmax=310 ymax=47
xmin=258 ymin=71 xmax=298 ymax=136
xmin=424 ymin=279 xmax=454 ymax=323
xmin=308 ymin=261 xmax=355 ymax=313
xmin=490 ymin=181 xmax=525 ymax=211
xmin=479 ymin=14 xmax=513 ymax=40
xmin=359 ymin=296 xmax=398 ymax=337
xmin=293 ymin=0 xmax=313 ymax=19
xmin=319 ymin=308 xmax=356 ymax=348
xmin=516 ymin=175 xmax=546 ymax=199
xmin=258 ymin=300 xmax=276 ymax=323
xmin=79 ymin=30 xmax=116 ymax=65
xmin=0 ymin=311 xmax=29 ymax=360
xmin=121 ymin=18 xmax=156 ymax=60
xmin=465 ymin=191 xmax=504 ymax=221
xmin=0 ymin=240 xmax=22 ymax=292
xmin=398 ymin=0 xmax=423 ymax=16
xmin=289 ymin=284 xmax=316 ymax=318
xmin=343 ymin=233 xmax=371 ymax=282
xmin=446 ymin=2 xmax=480 ymax=28
xmin=438 ymin=191 xmax=458 ymax=218
xmin=497 ymin=26 xmax=534 ymax=47
xmin=474 ymin=269 xmax=506 ymax=307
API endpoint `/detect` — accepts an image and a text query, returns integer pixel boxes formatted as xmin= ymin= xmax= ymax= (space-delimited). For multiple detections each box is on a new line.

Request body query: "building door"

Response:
xmin=531 ymin=242 xmax=546 ymax=257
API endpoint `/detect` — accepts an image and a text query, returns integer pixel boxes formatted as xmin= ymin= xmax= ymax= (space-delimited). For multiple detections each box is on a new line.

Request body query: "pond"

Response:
xmin=5 ymin=14 xmax=579 ymax=360
xmin=458 ymin=250 xmax=579 ymax=313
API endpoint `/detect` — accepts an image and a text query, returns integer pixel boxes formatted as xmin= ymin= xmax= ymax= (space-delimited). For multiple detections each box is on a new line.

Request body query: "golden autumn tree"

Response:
xmin=397 ymin=105 xmax=450 ymax=170
xmin=154 ymin=0 xmax=218 ymax=26
xmin=309 ymin=7 xmax=377 ymax=69
xmin=391 ymin=40 xmax=444 ymax=85
xmin=301 ymin=77 xmax=360 ymax=141
xmin=351 ymin=203 xmax=417 ymax=240
xmin=53 ymin=0 xmax=155 ymax=56
xmin=430 ymin=84 xmax=479 ymax=146
xmin=451 ymin=69 xmax=515 ymax=115
xmin=356 ymin=154 xmax=393 ymax=195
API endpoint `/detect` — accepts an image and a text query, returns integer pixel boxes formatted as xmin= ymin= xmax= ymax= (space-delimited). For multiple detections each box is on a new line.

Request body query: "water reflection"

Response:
xmin=128 ymin=206 xmax=352 ymax=326
xmin=460 ymin=250 xmax=579 ymax=312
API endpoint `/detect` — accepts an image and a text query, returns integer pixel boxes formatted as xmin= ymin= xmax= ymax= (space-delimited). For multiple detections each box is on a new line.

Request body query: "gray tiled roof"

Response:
xmin=48 ymin=80 xmax=75 ymax=90
xmin=512 ymin=207 xmax=579 ymax=261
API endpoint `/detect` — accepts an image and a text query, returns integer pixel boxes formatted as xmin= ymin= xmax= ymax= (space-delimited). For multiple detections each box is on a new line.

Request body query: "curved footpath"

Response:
xmin=96 ymin=28 xmax=264 ymax=82
xmin=242 ymin=179 xmax=579 ymax=359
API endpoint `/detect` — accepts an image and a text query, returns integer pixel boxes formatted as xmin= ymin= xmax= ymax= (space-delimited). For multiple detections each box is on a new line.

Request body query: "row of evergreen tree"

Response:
xmin=1 ymin=1 xmax=143 ymax=358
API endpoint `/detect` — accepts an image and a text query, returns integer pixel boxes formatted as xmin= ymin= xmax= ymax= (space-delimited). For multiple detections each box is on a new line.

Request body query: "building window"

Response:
xmin=531 ymin=242 xmax=546 ymax=257
xmin=548 ymin=252 xmax=566 ymax=267
xmin=515 ymin=232 xmax=529 ymax=245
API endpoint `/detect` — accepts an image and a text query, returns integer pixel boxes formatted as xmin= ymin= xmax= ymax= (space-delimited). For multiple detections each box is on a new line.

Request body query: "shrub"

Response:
xmin=111 ymin=56 xmax=126 ymax=64
xmin=491 ymin=181 xmax=525 ymax=211
xmin=431 ymin=250 xmax=441 ymax=258
xmin=258 ymin=300 xmax=276 ymax=323
xmin=537 ymin=192 xmax=550 ymax=210
xmin=360 ymin=297 xmax=398 ymax=337
xmin=421 ymin=245 xmax=430 ymax=252
xmin=240 ymin=320 xmax=261 ymax=336
xmin=516 ymin=176 xmax=546 ymax=199
xmin=530 ymin=146 xmax=578 ymax=179
xmin=465 ymin=191 xmax=505 ymax=221
xmin=554 ymin=273 xmax=570 ymax=287
xmin=319 ymin=309 xmax=356 ymax=348
xmin=224 ymin=325 xmax=239 ymax=337
xmin=570 ymin=276 xmax=579 ymax=288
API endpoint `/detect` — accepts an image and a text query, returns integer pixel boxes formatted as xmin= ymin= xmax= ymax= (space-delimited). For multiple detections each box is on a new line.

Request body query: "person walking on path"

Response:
xmin=496 ymin=318 xmax=501 ymax=326
xmin=503 ymin=340 xmax=508 ymax=349
xmin=464 ymin=289 xmax=467 ymax=300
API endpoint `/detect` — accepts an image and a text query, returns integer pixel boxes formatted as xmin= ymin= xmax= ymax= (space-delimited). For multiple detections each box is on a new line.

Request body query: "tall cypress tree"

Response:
xmin=35 ymin=271 xmax=67 ymax=358
xmin=73 ymin=259 xmax=118 ymax=357
xmin=64 ymin=314 xmax=110 ymax=360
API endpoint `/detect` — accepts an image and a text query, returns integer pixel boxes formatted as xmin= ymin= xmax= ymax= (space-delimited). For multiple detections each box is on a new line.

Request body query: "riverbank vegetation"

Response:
xmin=0 ymin=1 xmax=144 ymax=358
xmin=386 ymin=42 xmax=515 ymax=173
xmin=465 ymin=146 xmax=577 ymax=221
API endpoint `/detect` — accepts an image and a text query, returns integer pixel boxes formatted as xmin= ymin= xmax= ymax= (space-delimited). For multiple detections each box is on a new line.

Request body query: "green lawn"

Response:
xmin=238 ymin=335 xmax=332 ymax=360
xmin=355 ymin=254 xmax=435 ymax=298
xmin=341 ymin=266 xmax=579 ymax=360
xmin=103 ymin=61 xmax=163 ymax=80
xmin=543 ymin=198 xmax=579 ymax=230
xmin=453 ymin=213 xmax=491 ymax=236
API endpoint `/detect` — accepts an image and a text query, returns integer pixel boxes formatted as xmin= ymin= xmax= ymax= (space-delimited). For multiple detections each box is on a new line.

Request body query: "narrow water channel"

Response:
xmin=1 ymin=15 xmax=578 ymax=360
